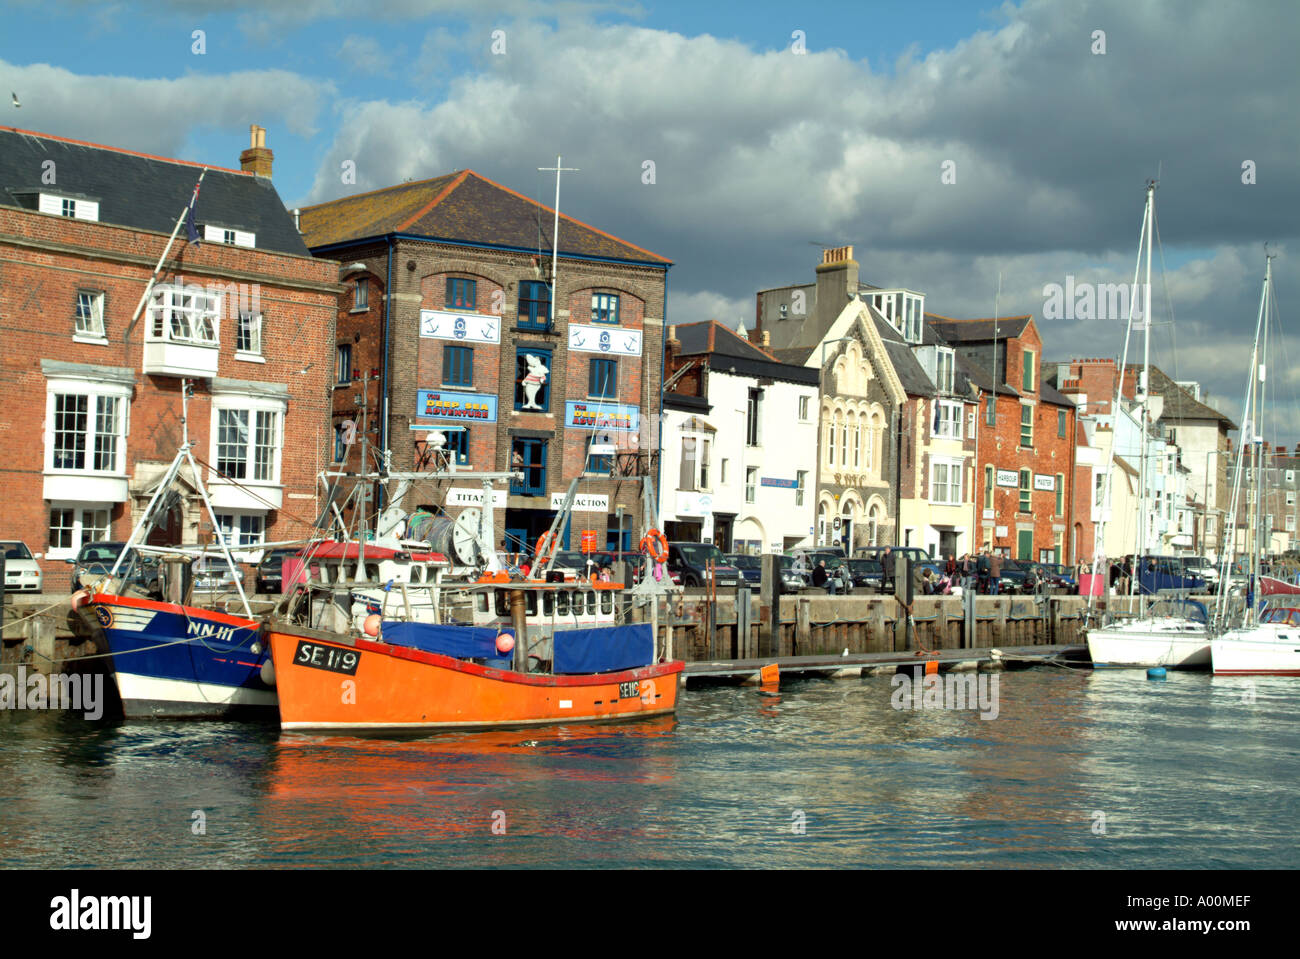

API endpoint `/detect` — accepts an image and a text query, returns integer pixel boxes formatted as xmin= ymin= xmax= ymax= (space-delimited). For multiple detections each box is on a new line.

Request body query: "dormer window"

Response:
xmin=203 ymin=224 xmax=255 ymax=248
xmin=37 ymin=193 xmax=99 ymax=221
xmin=936 ymin=348 xmax=955 ymax=393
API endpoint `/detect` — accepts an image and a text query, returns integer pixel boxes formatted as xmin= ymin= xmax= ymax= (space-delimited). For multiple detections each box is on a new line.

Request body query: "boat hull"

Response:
xmin=1211 ymin=631 xmax=1300 ymax=676
xmin=91 ymin=594 xmax=276 ymax=719
xmin=1260 ymin=575 xmax=1300 ymax=596
xmin=1086 ymin=621 xmax=1210 ymax=668
xmin=266 ymin=625 xmax=683 ymax=730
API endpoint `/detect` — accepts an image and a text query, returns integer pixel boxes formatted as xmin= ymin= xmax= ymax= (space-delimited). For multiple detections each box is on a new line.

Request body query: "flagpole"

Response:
xmin=123 ymin=167 xmax=207 ymax=343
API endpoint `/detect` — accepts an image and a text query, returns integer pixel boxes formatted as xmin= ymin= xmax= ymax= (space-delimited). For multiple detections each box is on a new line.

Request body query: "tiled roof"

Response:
xmin=772 ymin=346 xmax=815 ymax=366
xmin=0 ymin=126 xmax=310 ymax=256
xmin=928 ymin=314 xmax=1032 ymax=343
xmin=299 ymin=169 xmax=671 ymax=264
xmin=675 ymin=320 xmax=775 ymax=361
xmin=1124 ymin=364 xmax=1237 ymax=430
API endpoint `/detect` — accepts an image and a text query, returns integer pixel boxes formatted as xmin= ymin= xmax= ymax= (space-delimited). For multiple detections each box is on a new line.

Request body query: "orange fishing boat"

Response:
xmin=264 ymin=580 xmax=682 ymax=731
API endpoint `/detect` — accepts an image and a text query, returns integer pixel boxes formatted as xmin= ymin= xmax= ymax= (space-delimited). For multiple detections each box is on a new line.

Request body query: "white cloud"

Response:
xmin=0 ymin=58 xmax=332 ymax=156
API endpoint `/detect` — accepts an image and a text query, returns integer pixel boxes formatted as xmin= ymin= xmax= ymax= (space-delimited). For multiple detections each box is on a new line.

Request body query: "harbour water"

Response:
xmin=1 ymin=670 xmax=1296 ymax=869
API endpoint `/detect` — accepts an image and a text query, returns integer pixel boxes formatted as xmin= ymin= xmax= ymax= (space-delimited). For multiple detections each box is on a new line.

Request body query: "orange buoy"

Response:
xmin=363 ymin=614 xmax=381 ymax=636
xmin=639 ymin=528 xmax=668 ymax=563
xmin=924 ymin=659 xmax=939 ymax=675
xmin=496 ymin=631 xmax=515 ymax=654
xmin=70 ymin=589 xmax=91 ymax=610
xmin=759 ymin=662 xmax=780 ymax=687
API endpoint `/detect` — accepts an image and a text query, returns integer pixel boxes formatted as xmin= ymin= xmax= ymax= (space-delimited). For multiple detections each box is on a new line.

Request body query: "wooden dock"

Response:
xmin=681 ymin=644 xmax=1089 ymax=686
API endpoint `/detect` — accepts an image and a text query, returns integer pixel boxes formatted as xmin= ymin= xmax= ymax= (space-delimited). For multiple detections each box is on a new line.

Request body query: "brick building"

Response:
xmin=0 ymin=125 xmax=339 ymax=589
xmin=930 ymin=315 xmax=1078 ymax=563
xmin=298 ymin=171 xmax=670 ymax=554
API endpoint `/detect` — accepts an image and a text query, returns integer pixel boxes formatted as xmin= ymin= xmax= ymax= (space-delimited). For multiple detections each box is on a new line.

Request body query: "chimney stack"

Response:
xmin=240 ymin=124 xmax=274 ymax=178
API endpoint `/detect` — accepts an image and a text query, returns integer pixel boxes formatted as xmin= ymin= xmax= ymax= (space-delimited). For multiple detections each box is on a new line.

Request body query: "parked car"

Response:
xmin=667 ymin=542 xmax=740 ymax=588
xmin=995 ymin=558 xmax=1031 ymax=593
xmin=69 ymin=541 xmax=161 ymax=594
xmin=1033 ymin=562 xmax=1077 ymax=592
xmin=255 ymin=548 xmax=302 ymax=594
xmin=1 ymin=541 xmax=42 ymax=592
xmin=725 ymin=553 xmax=763 ymax=590
xmin=847 ymin=558 xmax=883 ymax=590
xmin=1136 ymin=556 xmax=1207 ymax=594
xmin=191 ymin=556 xmax=245 ymax=595
xmin=779 ymin=554 xmax=810 ymax=590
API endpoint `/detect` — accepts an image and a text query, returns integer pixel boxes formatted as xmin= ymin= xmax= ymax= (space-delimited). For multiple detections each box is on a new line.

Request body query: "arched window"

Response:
xmin=817 ymin=502 xmax=828 ymax=545
xmin=824 ymin=410 xmax=834 ymax=467
xmin=840 ymin=412 xmax=848 ymax=464
xmin=853 ymin=414 xmax=861 ymax=468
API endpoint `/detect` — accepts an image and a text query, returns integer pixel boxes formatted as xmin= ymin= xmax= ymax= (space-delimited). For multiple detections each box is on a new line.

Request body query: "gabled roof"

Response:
xmin=675 ymin=320 xmax=774 ymax=361
xmin=927 ymin=314 xmax=1033 ymax=343
xmin=1123 ymin=364 xmax=1237 ymax=430
xmin=0 ymin=126 xmax=309 ymax=257
xmin=299 ymin=169 xmax=671 ymax=265
xmin=673 ymin=321 xmax=819 ymax=387
xmin=866 ymin=307 xmax=935 ymax=398
xmin=954 ymin=355 xmax=1020 ymax=398
xmin=772 ymin=346 xmax=816 ymax=366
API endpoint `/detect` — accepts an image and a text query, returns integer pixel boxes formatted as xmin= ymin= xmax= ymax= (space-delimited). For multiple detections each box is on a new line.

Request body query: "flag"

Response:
xmin=185 ymin=173 xmax=204 ymax=246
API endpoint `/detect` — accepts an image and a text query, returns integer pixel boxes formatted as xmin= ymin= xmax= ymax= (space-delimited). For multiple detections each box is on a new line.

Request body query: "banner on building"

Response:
xmin=549 ymin=492 xmax=609 ymax=513
xmin=569 ymin=324 xmax=642 ymax=356
xmin=565 ymin=401 xmax=639 ymax=432
xmin=1034 ymin=474 xmax=1056 ymax=491
xmin=419 ymin=309 xmax=501 ymax=344
xmin=416 ymin=390 xmax=498 ymax=421
xmin=446 ymin=487 xmax=507 ymax=507
xmin=996 ymin=469 xmax=1018 ymax=487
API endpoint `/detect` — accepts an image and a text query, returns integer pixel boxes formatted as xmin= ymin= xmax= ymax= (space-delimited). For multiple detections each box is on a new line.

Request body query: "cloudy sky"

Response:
xmin=6 ymin=0 xmax=1299 ymax=441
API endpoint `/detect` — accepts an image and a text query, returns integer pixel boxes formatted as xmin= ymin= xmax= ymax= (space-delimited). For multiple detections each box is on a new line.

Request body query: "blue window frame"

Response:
xmin=445 ymin=428 xmax=469 ymax=466
xmin=591 ymin=292 xmax=619 ymax=324
xmin=518 ymin=280 xmax=551 ymax=330
xmin=445 ymin=277 xmax=476 ymax=311
xmin=586 ymin=436 xmax=613 ymax=475
xmin=515 ymin=348 xmax=552 ymax=412
xmin=510 ymin=438 xmax=547 ymax=496
xmin=333 ymin=423 xmax=346 ymax=463
xmin=589 ymin=358 xmax=617 ymax=398
xmin=443 ymin=345 xmax=473 ymax=387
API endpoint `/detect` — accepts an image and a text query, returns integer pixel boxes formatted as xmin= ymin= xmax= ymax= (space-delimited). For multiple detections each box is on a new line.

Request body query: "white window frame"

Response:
xmin=44 ymin=380 xmax=130 ymax=478
xmin=1287 ymin=515 xmax=1296 ymax=533
xmin=235 ymin=311 xmax=264 ymax=361
xmin=930 ymin=457 xmax=963 ymax=506
xmin=203 ymin=224 xmax=256 ymax=248
xmin=148 ymin=285 xmax=221 ymax=346
xmin=214 ymin=511 xmax=267 ymax=563
xmin=796 ymin=470 xmax=807 ymax=507
xmin=798 ymin=396 xmax=810 ymax=421
xmin=209 ymin=392 xmax=286 ymax=489
xmin=39 ymin=193 xmax=99 ymax=221
xmin=74 ymin=290 xmax=106 ymax=342
xmin=936 ymin=348 xmax=955 ymax=393
xmin=354 ymin=279 xmax=369 ymax=312
xmin=47 ymin=502 xmax=112 ymax=561
xmin=745 ymin=467 xmax=757 ymax=504
xmin=934 ymin=399 xmax=963 ymax=440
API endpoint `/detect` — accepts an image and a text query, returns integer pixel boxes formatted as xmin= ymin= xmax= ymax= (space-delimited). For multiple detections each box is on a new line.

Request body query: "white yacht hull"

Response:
xmin=1211 ymin=627 xmax=1300 ymax=675
xmin=1086 ymin=619 xmax=1210 ymax=668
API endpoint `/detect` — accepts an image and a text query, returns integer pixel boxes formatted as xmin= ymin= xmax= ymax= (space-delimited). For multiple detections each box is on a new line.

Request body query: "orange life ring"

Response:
xmin=639 ymin=529 xmax=668 ymax=563
xmin=535 ymin=531 xmax=557 ymax=564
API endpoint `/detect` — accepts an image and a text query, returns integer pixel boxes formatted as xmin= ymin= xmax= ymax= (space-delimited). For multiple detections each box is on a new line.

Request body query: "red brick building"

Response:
xmin=0 ymin=125 xmax=339 ymax=589
xmin=298 ymin=171 xmax=671 ymax=553
xmin=929 ymin=315 xmax=1078 ymax=562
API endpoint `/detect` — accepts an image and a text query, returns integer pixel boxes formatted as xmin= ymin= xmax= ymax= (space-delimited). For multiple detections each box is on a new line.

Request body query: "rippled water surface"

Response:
xmin=2 ymin=670 xmax=1296 ymax=868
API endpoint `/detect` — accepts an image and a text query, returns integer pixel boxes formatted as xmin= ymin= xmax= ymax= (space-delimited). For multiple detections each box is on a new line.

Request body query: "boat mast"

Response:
xmin=1251 ymin=255 xmax=1274 ymax=618
xmin=1134 ymin=180 xmax=1155 ymax=591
